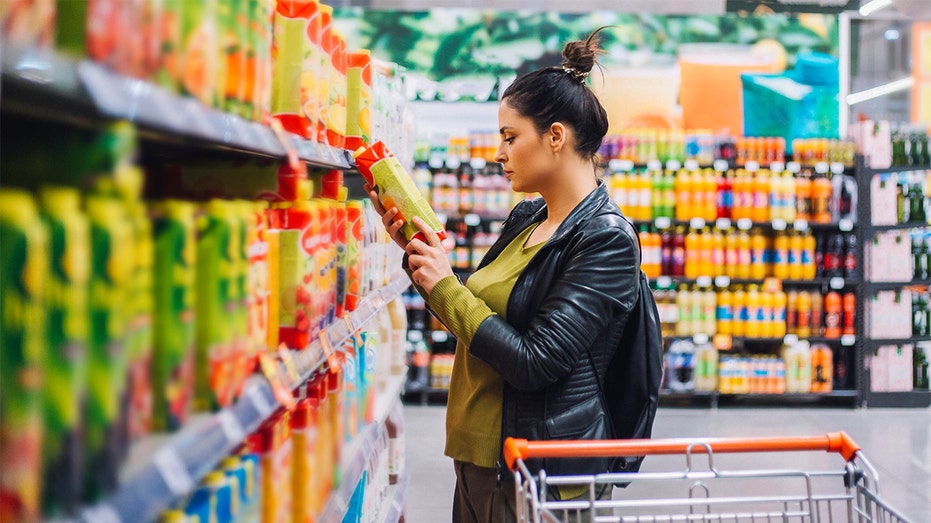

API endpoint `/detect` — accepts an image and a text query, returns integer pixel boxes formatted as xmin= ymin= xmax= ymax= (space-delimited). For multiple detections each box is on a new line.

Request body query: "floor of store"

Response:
xmin=402 ymin=405 xmax=931 ymax=521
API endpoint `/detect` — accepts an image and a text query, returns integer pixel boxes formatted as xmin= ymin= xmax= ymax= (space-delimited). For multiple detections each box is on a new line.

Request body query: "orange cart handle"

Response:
xmin=503 ymin=431 xmax=861 ymax=471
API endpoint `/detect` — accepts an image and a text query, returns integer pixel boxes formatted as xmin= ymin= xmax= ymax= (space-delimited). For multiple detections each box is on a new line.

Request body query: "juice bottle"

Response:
xmin=772 ymin=232 xmax=789 ymax=279
xmin=809 ymin=290 xmax=823 ymax=337
xmin=810 ymin=344 xmax=833 ymax=393
xmin=751 ymin=170 xmax=770 ymax=223
xmin=802 ymin=232 xmax=817 ymax=279
xmin=773 ymin=290 xmax=788 ymax=338
xmin=745 ymin=285 xmax=762 ymax=338
xmin=662 ymin=169 xmax=677 ymax=219
xmin=0 ymin=190 xmax=47 ymax=523
xmin=675 ymin=168 xmax=693 ymax=221
xmin=651 ymin=169 xmax=664 ymax=220
xmin=703 ymin=169 xmax=718 ymax=221
xmin=38 ymin=187 xmax=89 ymax=516
xmin=823 ymin=291 xmax=842 ymax=338
xmin=842 ymin=292 xmax=856 ymax=336
xmin=788 ymin=232 xmax=803 ymax=280
xmin=610 ymin=171 xmax=628 ymax=213
xmin=671 ymin=226 xmax=686 ymax=277
xmin=716 ymin=288 xmax=734 ymax=336
xmin=346 ymin=49 xmax=373 ymax=151
xmin=246 ymin=201 xmax=270 ymax=353
xmin=716 ymin=169 xmax=733 ymax=220
xmin=179 ymin=0 xmax=220 ymax=107
xmin=731 ymin=169 xmax=748 ymax=221
xmin=732 ymin=286 xmax=747 ymax=338
xmin=698 ymin=227 xmax=714 ymax=277
xmin=786 ymin=289 xmax=798 ymax=336
xmin=386 ymin=401 xmax=406 ymax=485
xmin=248 ymin=411 xmax=293 ymax=523
xmin=684 ymin=227 xmax=700 ymax=279
xmin=736 ymin=229 xmax=751 ymax=280
xmin=152 ymin=199 xmax=196 ymax=433
xmin=783 ymin=341 xmax=811 ymax=393
xmin=782 ymin=170 xmax=797 ymax=222
xmin=354 ymin=141 xmax=447 ymax=243
xmin=702 ymin=287 xmax=717 ymax=336
xmin=675 ymin=284 xmax=692 ymax=337
xmin=812 ymin=174 xmax=832 ymax=224
xmin=724 ymin=228 xmax=738 ymax=278
xmin=796 ymin=289 xmax=812 ymax=338
xmin=795 ymin=174 xmax=812 ymax=222
xmin=711 ymin=228 xmax=726 ymax=277
xmin=693 ymin=342 xmax=719 ymax=392
xmin=85 ymin=194 xmax=134 ymax=500
xmin=749 ymin=228 xmax=767 ymax=280
xmin=271 ymin=0 xmax=313 ymax=137
xmin=291 ymin=395 xmax=318 ymax=523
xmin=760 ymin=289 xmax=775 ymax=338
xmin=345 ymin=200 xmax=365 ymax=311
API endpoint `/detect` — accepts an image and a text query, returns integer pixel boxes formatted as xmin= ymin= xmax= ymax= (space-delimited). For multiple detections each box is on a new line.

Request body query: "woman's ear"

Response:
xmin=549 ymin=122 xmax=567 ymax=152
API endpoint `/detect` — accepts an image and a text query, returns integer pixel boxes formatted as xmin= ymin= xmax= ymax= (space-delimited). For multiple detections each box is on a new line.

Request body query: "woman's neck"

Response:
xmin=538 ymin=162 xmax=598 ymax=224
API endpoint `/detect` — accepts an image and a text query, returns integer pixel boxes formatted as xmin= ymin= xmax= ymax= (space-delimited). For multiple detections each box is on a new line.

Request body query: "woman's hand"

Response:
xmin=406 ymin=216 xmax=454 ymax=295
xmin=364 ymin=183 xmax=408 ymax=250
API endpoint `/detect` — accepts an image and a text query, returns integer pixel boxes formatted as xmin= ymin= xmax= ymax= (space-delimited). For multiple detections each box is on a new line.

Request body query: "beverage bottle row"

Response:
xmin=791 ymin=138 xmax=858 ymax=168
xmin=430 ymin=164 xmax=516 ymax=217
xmin=894 ymin=171 xmax=929 ymax=224
xmin=786 ymin=290 xmax=856 ymax=339
xmin=912 ymin=291 xmax=931 ymax=337
xmin=610 ymin=165 xmax=856 ymax=225
xmin=663 ymin=339 xmax=836 ymax=394
xmin=912 ymin=230 xmax=931 ymax=281
xmin=891 ymin=128 xmax=931 ymax=167
xmin=600 ymin=129 xmax=723 ymax=166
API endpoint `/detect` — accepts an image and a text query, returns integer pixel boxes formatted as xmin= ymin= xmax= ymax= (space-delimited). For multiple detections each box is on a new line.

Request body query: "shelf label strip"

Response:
xmin=153 ymin=447 xmax=195 ymax=497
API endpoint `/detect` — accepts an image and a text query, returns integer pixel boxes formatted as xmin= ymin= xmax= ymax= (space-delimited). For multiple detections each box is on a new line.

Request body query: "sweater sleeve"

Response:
xmin=427 ymin=275 xmax=495 ymax=347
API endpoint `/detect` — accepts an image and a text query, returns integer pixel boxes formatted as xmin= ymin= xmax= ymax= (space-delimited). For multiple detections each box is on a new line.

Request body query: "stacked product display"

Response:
xmin=0 ymin=2 xmax=418 ymax=523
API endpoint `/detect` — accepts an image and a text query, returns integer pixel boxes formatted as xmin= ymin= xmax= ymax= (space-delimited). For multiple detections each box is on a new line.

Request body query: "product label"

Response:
xmin=371 ymin=156 xmax=447 ymax=242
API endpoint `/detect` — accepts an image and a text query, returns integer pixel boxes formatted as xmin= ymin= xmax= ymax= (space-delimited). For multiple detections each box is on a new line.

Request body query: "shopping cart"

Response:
xmin=504 ymin=431 xmax=914 ymax=523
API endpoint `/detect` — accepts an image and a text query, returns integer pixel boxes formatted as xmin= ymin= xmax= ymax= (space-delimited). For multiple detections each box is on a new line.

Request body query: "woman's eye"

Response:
xmin=503 ymin=137 xmax=514 ymax=144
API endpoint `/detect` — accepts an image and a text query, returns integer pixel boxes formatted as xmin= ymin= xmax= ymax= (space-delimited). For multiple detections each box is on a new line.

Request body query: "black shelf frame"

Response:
xmin=856 ymin=155 xmax=931 ymax=407
xmin=659 ymin=390 xmax=859 ymax=408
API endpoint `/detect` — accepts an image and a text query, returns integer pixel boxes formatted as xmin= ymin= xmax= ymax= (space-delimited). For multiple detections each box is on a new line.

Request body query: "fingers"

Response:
xmin=363 ymin=183 xmax=388 ymax=215
xmin=412 ymin=216 xmax=441 ymax=247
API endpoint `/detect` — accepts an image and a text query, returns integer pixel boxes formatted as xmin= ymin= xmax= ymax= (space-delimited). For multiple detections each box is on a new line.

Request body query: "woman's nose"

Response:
xmin=494 ymin=145 xmax=505 ymax=163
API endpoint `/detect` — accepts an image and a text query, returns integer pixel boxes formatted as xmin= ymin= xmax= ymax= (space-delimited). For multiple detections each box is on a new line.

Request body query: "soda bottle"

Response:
xmin=698 ymin=227 xmax=714 ymax=277
xmin=745 ymin=285 xmax=763 ymax=338
xmin=684 ymin=227 xmax=701 ymax=279
xmin=825 ymin=234 xmax=845 ymax=278
xmin=717 ymin=169 xmax=732 ymax=219
xmin=750 ymin=228 xmax=767 ymax=280
xmin=773 ymin=290 xmax=788 ymax=338
xmin=786 ymin=289 xmax=798 ymax=335
xmin=812 ymin=174 xmax=832 ymax=224
xmin=823 ymin=291 xmax=842 ymax=338
xmin=810 ymin=344 xmax=833 ymax=393
xmin=773 ymin=232 xmax=789 ymax=279
xmin=716 ymin=288 xmax=734 ymax=335
xmin=672 ymin=226 xmax=686 ymax=277
xmin=842 ymin=292 xmax=856 ymax=336
xmin=732 ymin=286 xmax=748 ymax=338
xmin=795 ymin=174 xmax=812 ymax=222
xmin=661 ymin=229 xmax=673 ymax=276
xmin=788 ymin=232 xmax=803 ymax=280
xmin=676 ymin=284 xmax=693 ymax=337
xmin=736 ymin=229 xmax=752 ymax=280
xmin=796 ymin=289 xmax=812 ymax=338
xmin=809 ymin=290 xmax=823 ymax=337
xmin=843 ymin=233 xmax=858 ymax=279
xmin=724 ymin=229 xmax=739 ymax=279
xmin=802 ymin=232 xmax=817 ymax=279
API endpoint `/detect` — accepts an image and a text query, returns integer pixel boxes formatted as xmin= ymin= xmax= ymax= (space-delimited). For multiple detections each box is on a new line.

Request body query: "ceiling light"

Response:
xmin=846 ymin=77 xmax=914 ymax=105
xmin=859 ymin=0 xmax=892 ymax=16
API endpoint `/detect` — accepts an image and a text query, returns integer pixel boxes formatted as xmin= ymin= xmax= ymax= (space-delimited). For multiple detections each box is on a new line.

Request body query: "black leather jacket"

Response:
xmin=469 ymin=181 xmax=641 ymax=478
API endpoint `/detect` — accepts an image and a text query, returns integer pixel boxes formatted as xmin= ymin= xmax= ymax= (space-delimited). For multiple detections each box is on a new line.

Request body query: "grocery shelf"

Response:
xmin=862 ymin=164 xmax=931 ymax=175
xmin=862 ymin=336 xmax=931 ymax=346
xmin=653 ymin=276 xmax=857 ymax=289
xmin=660 ymin=389 xmax=859 ymax=408
xmin=376 ymin=471 xmax=410 ymax=523
xmin=632 ymin=217 xmax=854 ymax=232
xmin=862 ymin=280 xmax=931 ymax=291
xmin=1 ymin=43 xmax=353 ymax=170
xmin=866 ymin=223 xmax=930 ymax=232
xmin=863 ymin=390 xmax=931 ymax=408
xmin=77 ymin=275 xmax=410 ymax=523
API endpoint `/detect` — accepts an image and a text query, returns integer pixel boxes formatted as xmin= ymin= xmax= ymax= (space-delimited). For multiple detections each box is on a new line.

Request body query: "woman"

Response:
xmin=368 ymin=29 xmax=641 ymax=522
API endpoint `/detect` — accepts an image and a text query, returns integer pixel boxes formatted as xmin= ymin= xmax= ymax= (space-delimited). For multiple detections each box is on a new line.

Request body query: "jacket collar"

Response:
xmin=546 ymin=178 xmax=611 ymax=245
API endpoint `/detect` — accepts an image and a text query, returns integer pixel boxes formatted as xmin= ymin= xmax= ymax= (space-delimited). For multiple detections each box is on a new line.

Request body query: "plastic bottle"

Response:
xmin=751 ymin=170 xmax=770 ymax=223
xmin=724 ymin=229 xmax=739 ymax=279
xmin=732 ymin=169 xmax=750 ymax=221
xmin=802 ymin=232 xmax=817 ymax=279
xmin=353 ymin=141 xmax=447 ymax=242
xmin=665 ymin=340 xmax=696 ymax=392
xmin=675 ymin=169 xmax=693 ymax=221
xmin=717 ymin=169 xmax=733 ymax=220
xmin=822 ymin=291 xmax=842 ymax=338
xmin=732 ymin=286 xmax=748 ymax=338
xmin=796 ymin=290 xmax=812 ymax=338
xmin=291 ymin=396 xmax=318 ymax=523
xmin=671 ymin=226 xmax=686 ymax=277
xmin=843 ymin=234 xmax=858 ymax=279
xmin=812 ymin=174 xmax=833 ymax=224
xmin=783 ymin=340 xmax=811 ymax=393
xmin=745 ymin=285 xmax=762 ymax=338
xmin=701 ymin=287 xmax=717 ymax=336
xmin=684 ymin=227 xmax=701 ymax=279
xmin=786 ymin=289 xmax=799 ymax=336
xmin=809 ymin=290 xmax=823 ymax=337
xmin=788 ymin=232 xmax=803 ymax=280
xmin=810 ymin=344 xmax=833 ymax=393
xmin=842 ymin=292 xmax=856 ymax=336
xmin=712 ymin=228 xmax=726 ymax=277
xmin=773 ymin=290 xmax=788 ymax=338
xmin=760 ymin=290 xmax=775 ymax=339
xmin=750 ymin=228 xmax=767 ymax=280
xmin=676 ymin=284 xmax=693 ymax=337
xmin=736 ymin=229 xmax=752 ymax=280
xmin=716 ymin=288 xmax=734 ymax=335
xmin=795 ymin=174 xmax=812 ymax=222
xmin=693 ymin=342 xmax=719 ymax=392
xmin=773 ymin=232 xmax=790 ymax=279
xmin=698 ymin=227 xmax=714 ymax=277
xmin=386 ymin=401 xmax=405 ymax=485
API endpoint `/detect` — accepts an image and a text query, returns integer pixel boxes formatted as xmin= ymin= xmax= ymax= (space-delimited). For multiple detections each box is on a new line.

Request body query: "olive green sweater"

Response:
xmin=427 ymin=224 xmax=543 ymax=468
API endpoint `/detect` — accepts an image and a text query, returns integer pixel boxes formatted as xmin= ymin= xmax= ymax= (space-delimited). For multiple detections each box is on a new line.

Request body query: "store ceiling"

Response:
xmin=333 ymin=0 xmax=862 ymax=14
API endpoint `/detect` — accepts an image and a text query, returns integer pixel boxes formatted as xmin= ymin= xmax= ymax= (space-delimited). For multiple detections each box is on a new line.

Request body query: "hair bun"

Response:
xmin=561 ymin=27 xmax=607 ymax=82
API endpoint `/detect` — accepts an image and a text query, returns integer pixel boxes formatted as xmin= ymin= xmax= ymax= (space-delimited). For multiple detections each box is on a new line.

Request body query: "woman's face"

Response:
xmin=494 ymin=101 xmax=554 ymax=194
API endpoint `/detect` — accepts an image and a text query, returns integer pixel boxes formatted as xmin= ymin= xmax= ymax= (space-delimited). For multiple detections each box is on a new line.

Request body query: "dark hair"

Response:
xmin=501 ymin=28 xmax=610 ymax=162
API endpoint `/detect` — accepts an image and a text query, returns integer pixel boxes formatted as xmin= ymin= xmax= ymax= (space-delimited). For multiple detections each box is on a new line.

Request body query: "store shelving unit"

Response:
xmin=79 ymin=276 xmax=410 ymax=523
xmin=2 ymin=40 xmax=414 ymax=523
xmin=855 ymin=158 xmax=931 ymax=408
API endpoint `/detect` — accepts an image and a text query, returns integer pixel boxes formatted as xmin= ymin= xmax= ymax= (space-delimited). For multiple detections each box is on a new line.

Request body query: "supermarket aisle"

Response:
xmin=402 ymin=405 xmax=931 ymax=521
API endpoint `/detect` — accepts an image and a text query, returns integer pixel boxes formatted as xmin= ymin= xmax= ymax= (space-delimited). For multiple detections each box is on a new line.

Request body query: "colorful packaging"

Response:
xmin=185 ymin=471 xmax=234 ymax=523
xmin=2 ymin=0 xmax=56 ymax=48
xmin=84 ymin=193 xmax=133 ymax=500
xmin=222 ymin=0 xmax=248 ymax=116
xmin=0 ymin=189 xmax=48 ymax=523
xmin=247 ymin=412 xmax=293 ymax=523
xmin=300 ymin=0 xmax=322 ymax=142
xmin=354 ymin=141 xmax=447 ymax=243
xmin=56 ymin=0 xmax=88 ymax=56
xmin=290 ymin=395 xmax=319 ymax=523
xmin=333 ymin=191 xmax=348 ymax=317
xmin=345 ymin=200 xmax=364 ymax=311
xmin=179 ymin=0 xmax=219 ymax=106
xmin=245 ymin=201 xmax=270 ymax=353
xmin=220 ymin=454 xmax=261 ymax=523
xmin=250 ymin=0 xmax=274 ymax=123
xmin=228 ymin=201 xmax=252 ymax=401
xmin=86 ymin=0 xmax=132 ymax=74
xmin=327 ymin=29 xmax=347 ymax=149
xmin=315 ymin=4 xmax=334 ymax=144
xmin=346 ymin=49 xmax=373 ymax=151
xmin=158 ymin=0 xmax=183 ymax=91
xmin=38 ymin=186 xmax=89 ymax=517
xmin=195 ymin=200 xmax=238 ymax=411
xmin=271 ymin=0 xmax=313 ymax=138
xmin=151 ymin=200 xmax=197 ymax=432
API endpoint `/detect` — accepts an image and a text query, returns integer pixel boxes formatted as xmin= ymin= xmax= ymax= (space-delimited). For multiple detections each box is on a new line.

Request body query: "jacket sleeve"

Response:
xmin=468 ymin=222 xmax=640 ymax=391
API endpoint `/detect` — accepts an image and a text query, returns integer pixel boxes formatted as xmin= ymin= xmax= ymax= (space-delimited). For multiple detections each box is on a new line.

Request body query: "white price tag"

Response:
xmin=770 ymin=161 xmax=786 ymax=173
xmin=815 ymin=162 xmax=829 ymax=174
xmin=154 ymin=447 xmax=194 ymax=496
xmin=428 ymin=156 xmax=444 ymax=169
xmin=715 ymin=275 xmax=731 ymax=288
xmin=470 ymin=157 xmax=487 ymax=170
xmin=839 ymin=219 xmax=854 ymax=232
xmin=690 ymin=218 xmax=706 ymax=229
xmin=217 ymin=410 xmax=245 ymax=444
xmin=683 ymin=160 xmax=699 ymax=171
xmin=446 ymin=157 xmax=461 ymax=169
xmin=609 ymin=159 xmax=635 ymax=172
xmin=432 ymin=331 xmax=449 ymax=343
xmin=783 ymin=334 xmax=799 ymax=346
xmin=793 ymin=219 xmax=809 ymax=232
xmin=830 ymin=277 xmax=845 ymax=290
xmin=656 ymin=276 xmax=673 ymax=289
xmin=716 ymin=218 xmax=732 ymax=230
xmin=81 ymin=504 xmax=122 ymax=523
xmin=655 ymin=216 xmax=672 ymax=230
xmin=830 ymin=162 xmax=845 ymax=175
xmin=713 ymin=159 xmax=730 ymax=172
xmin=841 ymin=335 xmax=856 ymax=346
xmin=737 ymin=218 xmax=753 ymax=231
xmin=464 ymin=213 xmax=481 ymax=226
xmin=786 ymin=161 xmax=801 ymax=173
xmin=246 ymin=385 xmax=274 ymax=417
xmin=647 ymin=160 xmax=663 ymax=171
xmin=772 ymin=219 xmax=787 ymax=231
xmin=693 ymin=333 xmax=710 ymax=345
xmin=745 ymin=161 xmax=760 ymax=172
xmin=696 ymin=276 xmax=713 ymax=288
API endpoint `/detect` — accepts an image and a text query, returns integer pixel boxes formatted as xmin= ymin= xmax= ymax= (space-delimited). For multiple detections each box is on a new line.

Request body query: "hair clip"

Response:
xmin=561 ymin=65 xmax=590 ymax=83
